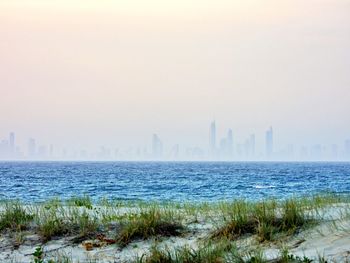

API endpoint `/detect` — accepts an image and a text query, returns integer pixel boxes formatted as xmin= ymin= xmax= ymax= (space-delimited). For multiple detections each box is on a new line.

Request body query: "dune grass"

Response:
xmin=133 ymin=240 xmax=271 ymax=263
xmin=116 ymin=207 xmax=184 ymax=247
xmin=66 ymin=196 xmax=93 ymax=209
xmin=0 ymin=192 xmax=348 ymax=262
xmin=35 ymin=206 xmax=99 ymax=242
xmin=134 ymin=242 xmax=317 ymax=263
xmin=36 ymin=212 xmax=70 ymax=242
xmin=134 ymin=241 xmax=232 ymax=263
xmin=0 ymin=201 xmax=33 ymax=232
xmin=211 ymin=198 xmax=315 ymax=243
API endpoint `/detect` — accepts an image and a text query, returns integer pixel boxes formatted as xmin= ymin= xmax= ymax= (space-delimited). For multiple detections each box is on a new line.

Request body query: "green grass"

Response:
xmin=0 ymin=202 xmax=33 ymax=232
xmin=116 ymin=207 xmax=184 ymax=247
xmin=134 ymin=241 xmax=232 ymax=263
xmin=278 ymin=248 xmax=313 ymax=263
xmin=134 ymin=241 xmax=270 ymax=263
xmin=0 ymin=193 xmax=348 ymax=260
xmin=66 ymin=196 xmax=93 ymax=209
xmin=35 ymin=206 xmax=98 ymax=242
xmin=135 ymin=244 xmax=318 ymax=263
xmin=212 ymin=198 xmax=314 ymax=242
xmin=36 ymin=207 xmax=70 ymax=241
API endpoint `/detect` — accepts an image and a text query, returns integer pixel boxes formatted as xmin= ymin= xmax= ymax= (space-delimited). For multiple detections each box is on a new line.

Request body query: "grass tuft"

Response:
xmin=278 ymin=247 xmax=313 ymax=263
xmin=36 ymin=206 xmax=98 ymax=242
xmin=116 ymin=208 xmax=184 ymax=247
xmin=66 ymin=196 xmax=93 ymax=209
xmin=0 ymin=202 xmax=33 ymax=232
xmin=36 ymin=209 xmax=70 ymax=241
xmin=212 ymin=198 xmax=313 ymax=242
xmin=135 ymin=241 xmax=232 ymax=263
xmin=280 ymin=199 xmax=306 ymax=233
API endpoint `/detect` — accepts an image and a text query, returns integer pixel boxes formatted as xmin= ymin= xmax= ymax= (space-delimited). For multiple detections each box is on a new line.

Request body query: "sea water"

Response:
xmin=0 ymin=162 xmax=349 ymax=203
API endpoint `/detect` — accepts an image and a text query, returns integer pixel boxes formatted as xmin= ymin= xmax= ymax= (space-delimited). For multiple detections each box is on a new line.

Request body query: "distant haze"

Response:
xmin=0 ymin=0 xmax=349 ymax=159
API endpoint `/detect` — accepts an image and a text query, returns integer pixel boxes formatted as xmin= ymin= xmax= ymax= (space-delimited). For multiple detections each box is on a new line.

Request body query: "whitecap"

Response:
xmin=254 ymin=185 xmax=276 ymax=189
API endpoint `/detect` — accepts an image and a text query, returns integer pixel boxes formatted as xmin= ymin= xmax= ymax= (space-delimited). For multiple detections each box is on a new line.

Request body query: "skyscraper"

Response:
xmin=170 ymin=144 xmax=179 ymax=159
xmin=265 ymin=126 xmax=273 ymax=158
xmin=49 ymin=144 xmax=54 ymax=158
xmin=227 ymin=129 xmax=233 ymax=157
xmin=250 ymin=134 xmax=255 ymax=157
xmin=9 ymin=132 xmax=15 ymax=154
xmin=219 ymin=138 xmax=227 ymax=158
xmin=28 ymin=138 xmax=36 ymax=158
xmin=38 ymin=145 xmax=47 ymax=159
xmin=345 ymin=140 xmax=350 ymax=157
xmin=152 ymin=134 xmax=163 ymax=159
xmin=209 ymin=121 xmax=216 ymax=157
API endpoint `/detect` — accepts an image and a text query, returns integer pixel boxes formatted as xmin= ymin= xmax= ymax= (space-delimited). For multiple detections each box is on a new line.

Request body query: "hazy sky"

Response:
xmin=1 ymin=0 xmax=349 ymax=152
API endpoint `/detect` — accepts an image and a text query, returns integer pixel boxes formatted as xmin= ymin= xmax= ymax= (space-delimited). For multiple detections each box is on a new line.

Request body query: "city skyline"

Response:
xmin=1 ymin=0 xmax=350 ymax=157
xmin=0 ymin=121 xmax=349 ymax=161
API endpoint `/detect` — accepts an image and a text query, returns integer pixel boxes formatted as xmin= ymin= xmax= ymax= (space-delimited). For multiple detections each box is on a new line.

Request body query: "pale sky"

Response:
xmin=0 ymin=0 xmax=349 ymax=152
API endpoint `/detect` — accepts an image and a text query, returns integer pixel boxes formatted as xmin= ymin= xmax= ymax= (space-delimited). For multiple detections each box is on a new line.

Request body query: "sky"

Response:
xmin=0 ymin=0 xmax=349 ymax=153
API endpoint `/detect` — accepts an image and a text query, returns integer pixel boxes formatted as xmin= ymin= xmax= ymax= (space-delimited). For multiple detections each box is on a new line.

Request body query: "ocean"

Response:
xmin=0 ymin=161 xmax=349 ymax=203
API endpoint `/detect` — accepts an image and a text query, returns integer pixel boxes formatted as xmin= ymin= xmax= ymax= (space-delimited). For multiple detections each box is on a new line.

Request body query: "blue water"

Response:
xmin=0 ymin=162 xmax=349 ymax=203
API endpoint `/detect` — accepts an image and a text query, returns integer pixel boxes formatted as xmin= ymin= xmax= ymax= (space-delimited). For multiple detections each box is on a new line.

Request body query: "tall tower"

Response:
xmin=152 ymin=134 xmax=163 ymax=159
xmin=28 ymin=138 xmax=36 ymax=158
xmin=265 ymin=126 xmax=273 ymax=158
xmin=209 ymin=121 xmax=216 ymax=157
xmin=345 ymin=140 xmax=350 ymax=157
xmin=49 ymin=144 xmax=54 ymax=158
xmin=9 ymin=132 xmax=15 ymax=154
xmin=250 ymin=134 xmax=255 ymax=157
xmin=227 ymin=129 xmax=233 ymax=157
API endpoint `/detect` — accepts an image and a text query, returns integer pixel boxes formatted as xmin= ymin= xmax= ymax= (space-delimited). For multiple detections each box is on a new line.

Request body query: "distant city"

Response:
xmin=0 ymin=122 xmax=350 ymax=161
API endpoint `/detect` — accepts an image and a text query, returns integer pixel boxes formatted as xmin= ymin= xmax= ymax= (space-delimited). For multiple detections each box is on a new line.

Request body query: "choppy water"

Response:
xmin=0 ymin=162 xmax=349 ymax=203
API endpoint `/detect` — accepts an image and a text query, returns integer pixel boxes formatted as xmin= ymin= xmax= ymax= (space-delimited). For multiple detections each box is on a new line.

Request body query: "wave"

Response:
xmin=253 ymin=185 xmax=276 ymax=189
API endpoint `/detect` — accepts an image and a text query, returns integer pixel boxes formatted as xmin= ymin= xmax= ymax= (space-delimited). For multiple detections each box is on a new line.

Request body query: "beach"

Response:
xmin=1 ymin=195 xmax=349 ymax=262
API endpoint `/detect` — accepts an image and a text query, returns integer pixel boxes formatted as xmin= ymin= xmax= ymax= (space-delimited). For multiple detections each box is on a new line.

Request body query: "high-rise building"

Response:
xmin=311 ymin=144 xmax=322 ymax=159
xmin=170 ymin=144 xmax=179 ymax=159
xmin=345 ymin=140 xmax=350 ymax=157
xmin=152 ymin=134 xmax=163 ymax=159
xmin=287 ymin=144 xmax=294 ymax=159
xmin=0 ymin=140 xmax=9 ymax=158
xmin=219 ymin=138 xmax=227 ymax=158
xmin=244 ymin=139 xmax=250 ymax=157
xmin=9 ymin=132 xmax=15 ymax=154
xmin=331 ymin=144 xmax=338 ymax=159
xmin=250 ymin=134 xmax=255 ymax=157
xmin=49 ymin=144 xmax=54 ymax=158
xmin=38 ymin=145 xmax=47 ymax=159
xmin=28 ymin=138 xmax=36 ymax=158
xmin=209 ymin=121 xmax=216 ymax=157
xmin=227 ymin=129 xmax=233 ymax=157
xmin=265 ymin=126 xmax=273 ymax=158
xmin=300 ymin=146 xmax=308 ymax=159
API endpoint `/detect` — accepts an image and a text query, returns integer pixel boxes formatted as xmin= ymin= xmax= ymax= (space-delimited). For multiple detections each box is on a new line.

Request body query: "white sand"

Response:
xmin=0 ymin=203 xmax=349 ymax=262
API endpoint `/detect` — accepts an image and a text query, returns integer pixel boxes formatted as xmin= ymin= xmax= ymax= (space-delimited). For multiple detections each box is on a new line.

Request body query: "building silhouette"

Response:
xmin=209 ymin=121 xmax=216 ymax=157
xmin=28 ymin=138 xmax=36 ymax=158
xmin=250 ymin=134 xmax=255 ymax=157
xmin=9 ymin=132 xmax=15 ymax=155
xmin=152 ymin=134 xmax=163 ymax=159
xmin=265 ymin=127 xmax=273 ymax=158
xmin=227 ymin=129 xmax=233 ymax=157
xmin=345 ymin=140 xmax=350 ymax=157
xmin=170 ymin=144 xmax=179 ymax=159
xmin=219 ymin=137 xmax=227 ymax=158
